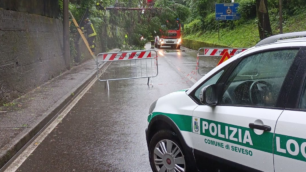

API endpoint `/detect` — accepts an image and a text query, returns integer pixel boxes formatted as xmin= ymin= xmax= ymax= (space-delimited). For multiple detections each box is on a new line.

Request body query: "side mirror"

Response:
xmin=200 ymin=84 xmax=218 ymax=106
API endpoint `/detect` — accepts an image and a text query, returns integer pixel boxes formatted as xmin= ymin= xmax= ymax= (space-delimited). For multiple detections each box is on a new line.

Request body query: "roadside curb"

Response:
xmin=182 ymin=38 xmax=230 ymax=50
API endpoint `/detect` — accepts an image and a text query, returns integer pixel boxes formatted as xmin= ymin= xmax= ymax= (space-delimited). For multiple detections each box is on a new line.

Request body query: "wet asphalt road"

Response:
xmin=14 ymin=47 xmax=208 ymax=172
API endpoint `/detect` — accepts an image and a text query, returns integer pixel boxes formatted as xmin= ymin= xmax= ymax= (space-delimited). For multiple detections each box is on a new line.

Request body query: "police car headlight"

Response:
xmin=149 ymin=100 xmax=157 ymax=114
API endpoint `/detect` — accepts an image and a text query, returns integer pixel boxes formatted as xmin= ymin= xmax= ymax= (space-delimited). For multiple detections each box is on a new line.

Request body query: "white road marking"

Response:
xmin=4 ymin=76 xmax=98 ymax=172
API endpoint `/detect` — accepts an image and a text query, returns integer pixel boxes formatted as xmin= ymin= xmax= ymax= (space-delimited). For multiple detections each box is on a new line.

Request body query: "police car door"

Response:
xmin=274 ymin=48 xmax=306 ymax=172
xmin=190 ymin=49 xmax=299 ymax=172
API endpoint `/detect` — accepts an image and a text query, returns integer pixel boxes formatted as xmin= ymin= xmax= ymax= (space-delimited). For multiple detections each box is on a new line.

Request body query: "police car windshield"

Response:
xmin=232 ymin=50 xmax=298 ymax=81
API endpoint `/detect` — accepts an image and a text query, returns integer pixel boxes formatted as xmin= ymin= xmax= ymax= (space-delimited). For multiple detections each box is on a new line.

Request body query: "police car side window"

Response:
xmin=194 ymin=70 xmax=224 ymax=101
xmin=220 ymin=50 xmax=297 ymax=107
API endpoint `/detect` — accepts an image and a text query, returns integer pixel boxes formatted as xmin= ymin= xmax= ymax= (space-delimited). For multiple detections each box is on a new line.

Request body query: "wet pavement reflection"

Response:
xmin=16 ymin=51 xmax=197 ymax=172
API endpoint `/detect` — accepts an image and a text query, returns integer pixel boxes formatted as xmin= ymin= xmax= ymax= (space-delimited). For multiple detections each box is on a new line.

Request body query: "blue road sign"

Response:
xmin=215 ymin=3 xmax=241 ymax=20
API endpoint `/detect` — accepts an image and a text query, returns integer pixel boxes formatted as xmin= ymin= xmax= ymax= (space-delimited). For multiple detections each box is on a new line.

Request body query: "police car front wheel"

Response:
xmin=149 ymin=130 xmax=192 ymax=172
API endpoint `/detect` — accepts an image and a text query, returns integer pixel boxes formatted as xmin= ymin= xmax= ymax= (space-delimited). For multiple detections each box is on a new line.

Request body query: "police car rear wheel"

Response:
xmin=149 ymin=130 xmax=190 ymax=172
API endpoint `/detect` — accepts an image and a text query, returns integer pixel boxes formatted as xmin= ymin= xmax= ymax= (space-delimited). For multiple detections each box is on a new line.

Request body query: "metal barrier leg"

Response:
xmin=151 ymin=77 xmax=153 ymax=87
xmin=147 ymin=77 xmax=153 ymax=88
xmin=105 ymin=80 xmax=109 ymax=90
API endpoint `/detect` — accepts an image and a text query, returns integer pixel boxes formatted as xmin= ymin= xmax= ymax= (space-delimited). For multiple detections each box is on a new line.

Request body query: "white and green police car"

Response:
xmin=146 ymin=32 xmax=306 ymax=172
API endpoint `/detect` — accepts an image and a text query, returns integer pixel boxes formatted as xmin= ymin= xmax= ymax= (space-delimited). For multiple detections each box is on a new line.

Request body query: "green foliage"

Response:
xmin=203 ymin=13 xmax=217 ymax=31
xmin=184 ymin=7 xmax=306 ymax=48
xmin=154 ymin=0 xmax=190 ymax=23
xmin=184 ymin=21 xmax=260 ymax=48
xmin=184 ymin=0 xmax=306 ymax=37
xmin=3 ymin=102 xmax=16 ymax=107
xmin=66 ymin=0 xmax=191 ymax=51
xmin=58 ymin=0 xmax=63 ymax=11
xmin=197 ymin=0 xmax=215 ymax=18
xmin=184 ymin=0 xmax=199 ymax=22
xmin=65 ymin=0 xmax=306 ymax=51
xmin=174 ymin=3 xmax=190 ymax=22
xmin=184 ymin=19 xmax=201 ymax=34
xmin=280 ymin=0 xmax=306 ymax=15
xmin=238 ymin=0 xmax=257 ymax=20
xmin=257 ymin=0 xmax=306 ymax=15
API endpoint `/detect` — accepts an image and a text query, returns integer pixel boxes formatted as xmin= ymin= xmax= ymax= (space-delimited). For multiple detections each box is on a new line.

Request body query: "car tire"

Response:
xmin=149 ymin=130 xmax=196 ymax=172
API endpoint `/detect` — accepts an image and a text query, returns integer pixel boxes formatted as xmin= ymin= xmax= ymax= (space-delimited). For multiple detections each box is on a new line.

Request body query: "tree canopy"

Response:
xmin=65 ymin=0 xmax=306 ymax=53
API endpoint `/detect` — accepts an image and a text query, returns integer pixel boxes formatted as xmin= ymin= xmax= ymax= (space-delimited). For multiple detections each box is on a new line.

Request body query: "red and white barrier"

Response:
xmin=203 ymin=48 xmax=246 ymax=56
xmin=196 ymin=47 xmax=247 ymax=76
xmin=96 ymin=50 xmax=158 ymax=89
xmin=98 ymin=51 xmax=152 ymax=61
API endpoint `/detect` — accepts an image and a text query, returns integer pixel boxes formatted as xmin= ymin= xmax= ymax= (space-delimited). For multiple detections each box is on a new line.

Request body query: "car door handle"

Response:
xmin=249 ymin=123 xmax=271 ymax=132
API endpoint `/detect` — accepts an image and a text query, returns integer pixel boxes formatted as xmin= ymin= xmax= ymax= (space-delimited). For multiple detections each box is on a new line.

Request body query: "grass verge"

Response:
xmin=183 ymin=12 xmax=306 ymax=49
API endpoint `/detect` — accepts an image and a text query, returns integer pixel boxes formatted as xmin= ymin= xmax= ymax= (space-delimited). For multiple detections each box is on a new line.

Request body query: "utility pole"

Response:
xmin=63 ymin=0 xmax=71 ymax=70
xmin=256 ymin=0 xmax=272 ymax=40
xmin=279 ymin=0 xmax=283 ymax=33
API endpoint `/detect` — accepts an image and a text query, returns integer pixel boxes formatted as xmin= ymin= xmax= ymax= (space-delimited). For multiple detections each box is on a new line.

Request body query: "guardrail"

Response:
xmin=96 ymin=50 xmax=158 ymax=90
xmin=197 ymin=47 xmax=246 ymax=76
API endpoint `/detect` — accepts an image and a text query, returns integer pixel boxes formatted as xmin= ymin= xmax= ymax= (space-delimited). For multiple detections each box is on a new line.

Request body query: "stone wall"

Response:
xmin=0 ymin=0 xmax=59 ymax=18
xmin=0 ymin=9 xmax=66 ymax=105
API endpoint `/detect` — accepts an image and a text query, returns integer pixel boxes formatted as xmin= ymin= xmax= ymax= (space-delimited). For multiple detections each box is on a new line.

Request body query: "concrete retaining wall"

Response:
xmin=0 ymin=0 xmax=59 ymax=18
xmin=0 ymin=9 xmax=66 ymax=105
